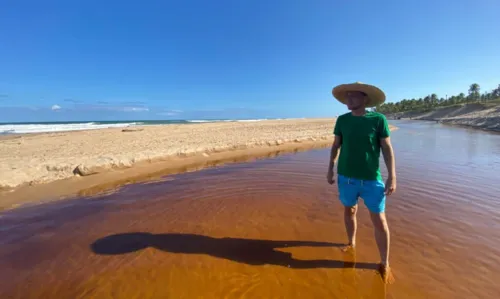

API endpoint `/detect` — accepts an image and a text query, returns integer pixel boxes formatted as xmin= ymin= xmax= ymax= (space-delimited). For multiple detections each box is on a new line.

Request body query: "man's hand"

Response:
xmin=327 ymin=170 xmax=335 ymax=185
xmin=327 ymin=136 xmax=341 ymax=185
xmin=385 ymin=176 xmax=396 ymax=195
xmin=381 ymin=136 xmax=396 ymax=196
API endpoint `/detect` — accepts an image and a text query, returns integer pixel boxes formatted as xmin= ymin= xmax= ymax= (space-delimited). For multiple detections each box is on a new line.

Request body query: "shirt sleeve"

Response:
xmin=378 ymin=115 xmax=390 ymax=138
xmin=333 ymin=117 xmax=342 ymax=136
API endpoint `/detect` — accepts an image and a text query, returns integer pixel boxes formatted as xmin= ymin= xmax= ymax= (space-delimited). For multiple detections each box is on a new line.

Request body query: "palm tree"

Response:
xmin=493 ymin=84 xmax=500 ymax=98
xmin=430 ymin=94 xmax=438 ymax=107
xmin=449 ymin=96 xmax=457 ymax=105
xmin=458 ymin=93 xmax=466 ymax=103
xmin=376 ymin=82 xmax=500 ymax=115
xmin=423 ymin=95 xmax=431 ymax=109
xmin=468 ymin=83 xmax=480 ymax=102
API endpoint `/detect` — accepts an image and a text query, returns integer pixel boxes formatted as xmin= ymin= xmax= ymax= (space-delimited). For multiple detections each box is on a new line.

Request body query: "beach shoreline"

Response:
xmin=0 ymin=118 xmax=398 ymax=211
xmin=1 ymin=118 xmax=334 ymax=210
xmin=385 ymin=103 xmax=500 ymax=132
xmin=0 ymin=118 xmax=333 ymax=188
xmin=0 ymin=139 xmax=334 ymax=211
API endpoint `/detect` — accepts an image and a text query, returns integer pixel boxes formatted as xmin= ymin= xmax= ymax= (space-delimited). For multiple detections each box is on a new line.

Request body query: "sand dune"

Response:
xmin=0 ymin=119 xmax=338 ymax=190
xmin=387 ymin=103 xmax=500 ymax=132
xmin=439 ymin=105 xmax=500 ymax=131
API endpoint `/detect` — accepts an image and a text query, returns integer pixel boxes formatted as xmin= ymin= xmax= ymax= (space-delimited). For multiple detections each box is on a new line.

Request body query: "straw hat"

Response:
xmin=332 ymin=82 xmax=386 ymax=107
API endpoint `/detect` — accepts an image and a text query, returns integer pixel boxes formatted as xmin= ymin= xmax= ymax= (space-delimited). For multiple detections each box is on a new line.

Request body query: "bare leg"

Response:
xmin=342 ymin=205 xmax=358 ymax=252
xmin=369 ymin=212 xmax=394 ymax=283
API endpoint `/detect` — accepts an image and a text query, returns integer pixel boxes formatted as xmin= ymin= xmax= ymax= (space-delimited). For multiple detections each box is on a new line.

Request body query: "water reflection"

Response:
xmin=389 ymin=120 xmax=500 ymax=167
xmin=466 ymin=129 xmax=478 ymax=160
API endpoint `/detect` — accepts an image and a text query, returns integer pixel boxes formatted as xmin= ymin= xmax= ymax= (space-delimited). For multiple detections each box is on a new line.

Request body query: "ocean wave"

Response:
xmin=186 ymin=119 xmax=268 ymax=123
xmin=0 ymin=119 xmax=274 ymax=134
xmin=235 ymin=119 xmax=268 ymax=122
xmin=186 ymin=120 xmax=216 ymax=123
xmin=0 ymin=122 xmax=139 ymax=134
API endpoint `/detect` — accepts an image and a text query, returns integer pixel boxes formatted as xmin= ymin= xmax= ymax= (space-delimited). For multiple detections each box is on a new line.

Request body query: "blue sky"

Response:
xmin=1 ymin=0 xmax=499 ymax=122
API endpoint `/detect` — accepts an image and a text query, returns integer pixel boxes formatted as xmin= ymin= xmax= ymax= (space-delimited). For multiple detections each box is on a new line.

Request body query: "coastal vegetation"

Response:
xmin=375 ymin=83 xmax=500 ymax=114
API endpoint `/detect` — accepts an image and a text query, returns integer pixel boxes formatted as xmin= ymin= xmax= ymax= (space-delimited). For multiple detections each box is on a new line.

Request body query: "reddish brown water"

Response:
xmin=1 ymin=121 xmax=500 ymax=298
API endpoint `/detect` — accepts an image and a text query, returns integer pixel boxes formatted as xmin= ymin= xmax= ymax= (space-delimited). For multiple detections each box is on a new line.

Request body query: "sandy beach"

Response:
xmin=0 ymin=118 xmax=398 ymax=211
xmin=386 ymin=103 xmax=500 ymax=132
xmin=3 ymin=118 xmax=394 ymax=210
xmin=0 ymin=119 xmax=333 ymax=188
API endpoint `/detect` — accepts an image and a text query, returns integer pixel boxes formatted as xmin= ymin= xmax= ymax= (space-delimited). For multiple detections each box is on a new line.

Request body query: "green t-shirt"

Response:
xmin=333 ymin=111 xmax=390 ymax=181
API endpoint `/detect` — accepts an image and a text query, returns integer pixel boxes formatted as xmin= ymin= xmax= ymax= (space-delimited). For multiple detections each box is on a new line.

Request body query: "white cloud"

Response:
xmin=122 ymin=107 xmax=149 ymax=112
xmin=157 ymin=109 xmax=183 ymax=116
xmin=70 ymin=104 xmax=151 ymax=113
xmin=51 ymin=104 xmax=61 ymax=111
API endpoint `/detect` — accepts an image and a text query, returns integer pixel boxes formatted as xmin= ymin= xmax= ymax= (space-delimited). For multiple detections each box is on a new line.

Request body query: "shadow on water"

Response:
xmin=91 ymin=233 xmax=380 ymax=270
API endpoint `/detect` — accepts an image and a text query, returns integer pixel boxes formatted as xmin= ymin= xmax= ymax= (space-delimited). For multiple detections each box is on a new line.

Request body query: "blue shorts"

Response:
xmin=337 ymin=174 xmax=386 ymax=213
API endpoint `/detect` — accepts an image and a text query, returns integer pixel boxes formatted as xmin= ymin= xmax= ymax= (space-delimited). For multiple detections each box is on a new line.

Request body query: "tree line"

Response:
xmin=375 ymin=83 xmax=500 ymax=114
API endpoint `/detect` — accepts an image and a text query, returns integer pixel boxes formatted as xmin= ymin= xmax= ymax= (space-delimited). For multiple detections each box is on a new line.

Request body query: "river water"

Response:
xmin=1 ymin=120 xmax=499 ymax=298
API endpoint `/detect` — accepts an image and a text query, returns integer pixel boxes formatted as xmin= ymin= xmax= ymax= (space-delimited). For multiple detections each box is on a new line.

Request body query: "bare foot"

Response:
xmin=340 ymin=243 xmax=355 ymax=253
xmin=378 ymin=264 xmax=395 ymax=284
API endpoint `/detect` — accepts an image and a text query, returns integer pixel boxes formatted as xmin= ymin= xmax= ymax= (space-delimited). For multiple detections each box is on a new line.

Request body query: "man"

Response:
xmin=326 ymin=82 xmax=396 ymax=283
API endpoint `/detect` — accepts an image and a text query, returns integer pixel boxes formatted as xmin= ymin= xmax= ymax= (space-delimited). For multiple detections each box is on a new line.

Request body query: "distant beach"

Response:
xmin=2 ymin=118 xmax=383 ymax=210
xmin=385 ymin=103 xmax=500 ymax=132
xmin=0 ymin=119 xmax=280 ymax=135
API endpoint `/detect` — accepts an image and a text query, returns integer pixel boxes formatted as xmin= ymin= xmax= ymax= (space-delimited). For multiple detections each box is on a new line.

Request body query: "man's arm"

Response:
xmin=329 ymin=116 xmax=343 ymax=173
xmin=328 ymin=135 xmax=342 ymax=173
xmin=380 ymin=136 xmax=396 ymax=194
xmin=380 ymin=137 xmax=395 ymax=177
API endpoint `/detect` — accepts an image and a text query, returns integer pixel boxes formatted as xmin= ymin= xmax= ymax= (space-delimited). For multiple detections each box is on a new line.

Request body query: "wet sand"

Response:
xmin=0 ymin=139 xmax=333 ymax=211
xmin=1 ymin=120 xmax=500 ymax=298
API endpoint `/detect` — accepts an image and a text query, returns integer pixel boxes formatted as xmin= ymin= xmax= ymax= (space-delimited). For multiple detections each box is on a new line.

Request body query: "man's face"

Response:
xmin=346 ymin=91 xmax=368 ymax=110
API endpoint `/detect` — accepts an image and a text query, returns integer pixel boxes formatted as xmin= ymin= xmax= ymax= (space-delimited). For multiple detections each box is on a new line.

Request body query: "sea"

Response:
xmin=0 ymin=119 xmax=273 ymax=135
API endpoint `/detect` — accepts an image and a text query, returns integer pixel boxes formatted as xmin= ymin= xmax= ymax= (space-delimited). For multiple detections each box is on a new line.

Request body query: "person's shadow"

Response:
xmin=90 ymin=232 xmax=379 ymax=270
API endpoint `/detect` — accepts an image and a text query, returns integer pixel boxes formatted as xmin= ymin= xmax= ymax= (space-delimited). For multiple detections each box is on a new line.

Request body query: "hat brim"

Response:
xmin=332 ymin=83 xmax=386 ymax=108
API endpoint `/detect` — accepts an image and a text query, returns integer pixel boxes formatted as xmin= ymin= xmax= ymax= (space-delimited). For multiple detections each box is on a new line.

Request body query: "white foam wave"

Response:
xmin=187 ymin=120 xmax=215 ymax=123
xmin=187 ymin=119 xmax=268 ymax=123
xmin=0 ymin=122 xmax=139 ymax=134
xmin=235 ymin=119 xmax=267 ymax=122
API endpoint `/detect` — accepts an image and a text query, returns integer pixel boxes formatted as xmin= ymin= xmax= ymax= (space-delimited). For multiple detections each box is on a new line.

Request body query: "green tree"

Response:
xmin=492 ymin=84 xmax=500 ymax=98
xmin=430 ymin=94 xmax=438 ymax=107
xmin=468 ymin=83 xmax=480 ymax=102
xmin=458 ymin=93 xmax=466 ymax=103
xmin=423 ymin=95 xmax=431 ymax=108
xmin=376 ymin=82 xmax=498 ymax=115
xmin=449 ymin=96 xmax=457 ymax=105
